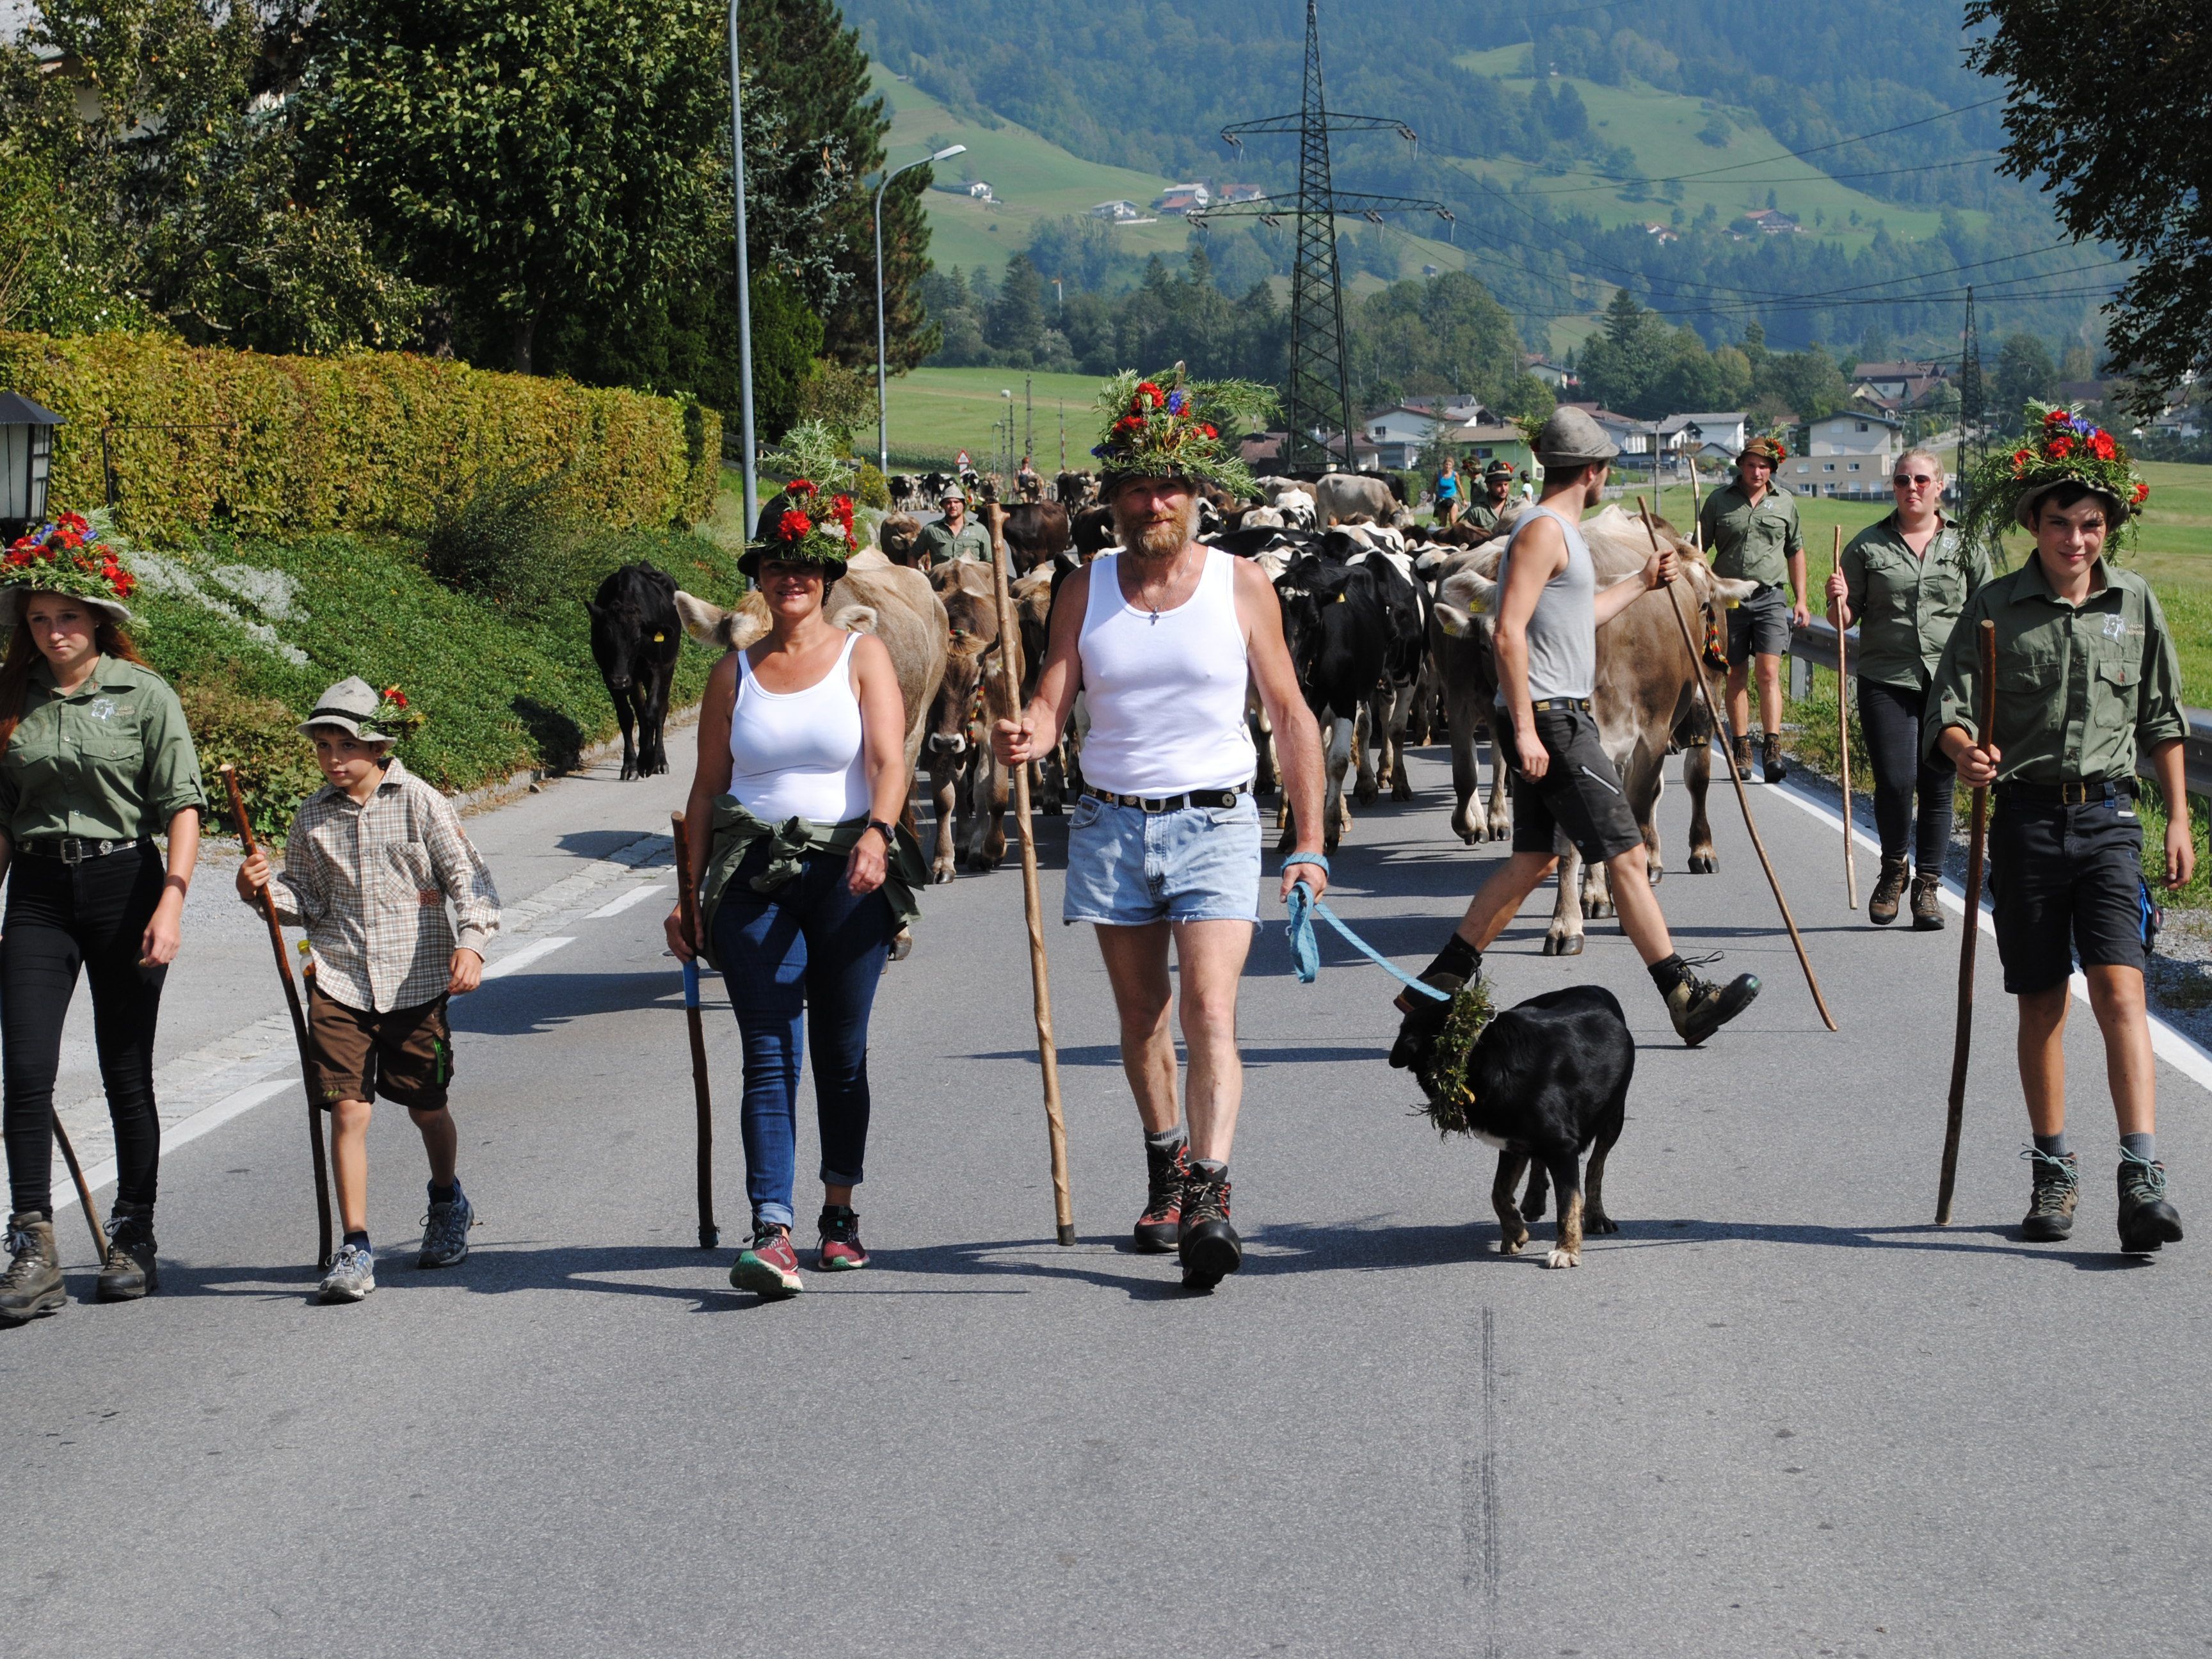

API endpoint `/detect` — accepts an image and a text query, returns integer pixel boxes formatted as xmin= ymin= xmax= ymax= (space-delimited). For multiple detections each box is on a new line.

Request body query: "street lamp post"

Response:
xmin=877 ymin=143 xmax=966 ymax=475
xmin=728 ymin=0 xmax=758 ymax=534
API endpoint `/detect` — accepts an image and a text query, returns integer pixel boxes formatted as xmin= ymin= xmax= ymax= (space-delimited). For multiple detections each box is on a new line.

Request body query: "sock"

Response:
xmin=343 ymin=1229 xmax=371 ymax=1253
xmin=429 ymin=1180 xmax=459 ymax=1205
xmin=2120 ymin=1132 xmax=2156 ymax=1164
xmin=1192 ymin=1158 xmax=1228 ymax=1179
xmin=1144 ymin=1126 xmax=1187 ymax=1153
xmin=1422 ymin=933 xmax=1480 ymax=983
xmin=2033 ymin=1131 xmax=2069 ymax=1160
xmin=1647 ymin=953 xmax=1688 ymax=995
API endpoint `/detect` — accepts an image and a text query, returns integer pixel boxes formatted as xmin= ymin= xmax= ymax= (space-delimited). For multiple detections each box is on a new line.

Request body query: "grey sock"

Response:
xmin=1192 ymin=1158 xmax=1228 ymax=1178
xmin=1144 ymin=1127 xmax=1187 ymax=1153
xmin=2120 ymin=1132 xmax=2156 ymax=1163
xmin=2033 ymin=1132 xmax=2069 ymax=1159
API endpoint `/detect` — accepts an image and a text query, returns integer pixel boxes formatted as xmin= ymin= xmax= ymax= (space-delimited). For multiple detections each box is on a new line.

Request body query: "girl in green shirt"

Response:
xmin=0 ymin=518 xmax=206 ymax=1323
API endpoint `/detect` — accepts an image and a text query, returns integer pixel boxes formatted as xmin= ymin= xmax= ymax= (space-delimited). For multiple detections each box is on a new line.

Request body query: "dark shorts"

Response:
xmin=1988 ymin=794 xmax=2148 ymax=994
xmin=308 ymin=984 xmax=455 ymax=1110
xmin=1726 ymin=582 xmax=1792 ymax=663
xmin=1502 ymin=705 xmax=1645 ymax=864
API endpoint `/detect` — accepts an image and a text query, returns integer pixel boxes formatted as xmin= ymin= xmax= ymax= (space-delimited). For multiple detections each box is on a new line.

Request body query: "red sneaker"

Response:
xmin=817 ymin=1205 xmax=870 ymax=1271
xmin=1134 ymin=1138 xmax=1190 ymax=1253
xmin=730 ymin=1224 xmax=804 ymax=1296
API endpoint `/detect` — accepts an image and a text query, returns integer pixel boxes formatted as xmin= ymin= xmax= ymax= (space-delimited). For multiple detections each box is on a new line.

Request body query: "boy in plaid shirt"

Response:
xmin=236 ymin=677 xmax=501 ymax=1302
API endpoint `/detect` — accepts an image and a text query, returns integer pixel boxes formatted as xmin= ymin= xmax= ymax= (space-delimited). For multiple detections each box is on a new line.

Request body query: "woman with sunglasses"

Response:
xmin=1825 ymin=449 xmax=1987 ymax=927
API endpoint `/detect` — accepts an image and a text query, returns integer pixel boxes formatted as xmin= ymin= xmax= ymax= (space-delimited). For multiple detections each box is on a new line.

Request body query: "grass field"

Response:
xmin=1449 ymin=49 xmax=1974 ymax=249
xmin=881 ymin=365 xmax=1113 ymax=470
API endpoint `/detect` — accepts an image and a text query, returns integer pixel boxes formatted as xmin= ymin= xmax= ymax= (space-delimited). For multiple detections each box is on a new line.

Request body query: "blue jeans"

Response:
xmin=710 ymin=845 xmax=897 ymax=1229
xmin=1062 ymin=794 xmax=1263 ymax=927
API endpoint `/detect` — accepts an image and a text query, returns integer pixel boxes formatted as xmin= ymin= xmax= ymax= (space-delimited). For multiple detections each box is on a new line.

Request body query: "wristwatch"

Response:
xmin=866 ymin=819 xmax=897 ymax=849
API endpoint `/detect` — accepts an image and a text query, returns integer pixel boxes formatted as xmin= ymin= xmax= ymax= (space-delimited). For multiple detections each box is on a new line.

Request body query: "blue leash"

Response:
xmin=1285 ymin=880 xmax=1450 ymax=1000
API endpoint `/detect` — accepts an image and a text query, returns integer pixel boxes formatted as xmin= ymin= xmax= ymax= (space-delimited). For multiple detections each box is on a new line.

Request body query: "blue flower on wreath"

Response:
xmin=1166 ymin=390 xmax=1189 ymax=415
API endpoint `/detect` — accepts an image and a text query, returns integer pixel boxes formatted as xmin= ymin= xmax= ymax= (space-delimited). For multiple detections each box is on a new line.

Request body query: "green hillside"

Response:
xmin=882 ymin=366 xmax=1110 ymax=470
xmin=1449 ymin=49 xmax=1979 ymax=248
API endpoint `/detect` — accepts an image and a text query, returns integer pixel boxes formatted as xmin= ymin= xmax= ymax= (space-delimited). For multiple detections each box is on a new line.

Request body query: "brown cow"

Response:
xmin=879 ymin=512 xmax=925 ymax=568
xmin=924 ymin=561 xmax=1025 ymax=879
xmin=1430 ymin=504 xmax=1757 ymax=956
xmin=1001 ymin=501 xmax=1071 ymax=574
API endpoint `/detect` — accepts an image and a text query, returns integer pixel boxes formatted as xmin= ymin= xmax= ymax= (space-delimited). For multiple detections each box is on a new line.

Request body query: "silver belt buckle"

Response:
xmin=58 ymin=837 xmax=86 ymax=865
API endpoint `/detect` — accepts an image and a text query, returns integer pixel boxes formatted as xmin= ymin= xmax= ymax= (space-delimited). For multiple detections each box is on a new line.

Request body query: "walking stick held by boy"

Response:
xmin=224 ymin=762 xmax=333 ymax=1270
xmin=1936 ymin=620 xmax=1997 ymax=1225
xmin=984 ymin=502 xmax=1076 ymax=1246
xmin=670 ymin=809 xmax=718 ymax=1249
xmin=1833 ymin=525 xmax=1858 ymax=909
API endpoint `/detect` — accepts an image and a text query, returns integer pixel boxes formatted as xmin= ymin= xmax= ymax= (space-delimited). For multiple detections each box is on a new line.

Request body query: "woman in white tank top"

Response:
xmin=669 ymin=515 xmax=916 ymax=1297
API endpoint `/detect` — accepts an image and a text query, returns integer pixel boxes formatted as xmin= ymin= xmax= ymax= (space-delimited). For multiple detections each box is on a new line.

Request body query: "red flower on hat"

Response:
xmin=2090 ymin=430 xmax=2116 ymax=461
xmin=2012 ymin=448 xmax=2032 ymax=474
xmin=2044 ymin=408 xmax=2070 ymax=430
xmin=2132 ymin=481 xmax=2150 ymax=505
xmin=1201 ymin=424 xmax=1217 ymax=439
xmin=2048 ymin=433 xmax=2074 ymax=459
xmin=778 ymin=508 xmax=813 ymax=540
xmin=786 ymin=477 xmax=817 ymax=499
xmin=1136 ymin=381 xmax=1164 ymax=408
xmin=382 ymin=685 xmax=408 ymax=709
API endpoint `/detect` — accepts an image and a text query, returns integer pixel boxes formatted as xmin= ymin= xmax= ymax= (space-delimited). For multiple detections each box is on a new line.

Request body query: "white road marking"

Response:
xmin=1772 ymin=779 xmax=2212 ymax=1096
xmin=477 ymin=936 xmax=575 ymax=980
xmin=56 ymin=1075 xmax=303 ymax=1210
xmin=586 ymin=882 xmax=669 ymax=918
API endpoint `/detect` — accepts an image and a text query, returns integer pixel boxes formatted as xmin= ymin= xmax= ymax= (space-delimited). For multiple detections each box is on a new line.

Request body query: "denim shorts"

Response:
xmin=1063 ymin=793 xmax=1262 ymax=927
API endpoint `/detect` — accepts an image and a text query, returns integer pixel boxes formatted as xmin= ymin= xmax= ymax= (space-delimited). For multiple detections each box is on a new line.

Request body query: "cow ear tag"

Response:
xmin=1334 ymin=591 xmax=1345 ymax=604
xmin=653 ymin=632 xmax=666 ymax=642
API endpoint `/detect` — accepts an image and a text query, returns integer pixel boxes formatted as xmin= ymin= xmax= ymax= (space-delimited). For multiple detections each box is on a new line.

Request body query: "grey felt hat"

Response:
xmin=297 ymin=676 xmax=398 ymax=743
xmin=1532 ymin=407 xmax=1621 ymax=467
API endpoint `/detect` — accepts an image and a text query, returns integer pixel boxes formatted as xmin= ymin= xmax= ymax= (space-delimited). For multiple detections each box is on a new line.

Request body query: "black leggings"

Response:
xmin=1855 ymin=677 xmax=1955 ymax=872
xmin=2 ymin=843 xmax=168 ymax=1215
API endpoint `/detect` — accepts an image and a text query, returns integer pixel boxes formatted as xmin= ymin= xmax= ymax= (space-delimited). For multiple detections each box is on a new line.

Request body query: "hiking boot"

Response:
xmin=1730 ymin=734 xmax=1752 ymax=782
xmin=1134 ymin=1138 xmax=1190 ymax=1253
xmin=1761 ymin=733 xmax=1787 ymax=785
xmin=1664 ymin=966 xmax=1762 ymax=1046
xmin=731 ymin=1222 xmax=804 ymax=1296
xmin=1390 ymin=974 xmax=1464 ymax=1073
xmin=418 ymin=1189 xmax=474 ymax=1269
xmin=1911 ymin=870 xmax=1945 ymax=931
xmin=2117 ymin=1155 xmax=2184 ymax=1254
xmin=817 ymin=1205 xmax=869 ymax=1271
xmin=318 ymin=1242 xmax=376 ymax=1303
xmin=1178 ymin=1164 xmax=1242 ymax=1291
xmin=95 ymin=1201 xmax=158 ymax=1301
xmin=2019 ymin=1148 xmax=2080 ymax=1242
xmin=0 ymin=1212 xmax=64 ymax=1323
xmin=1868 ymin=858 xmax=1908 ymax=926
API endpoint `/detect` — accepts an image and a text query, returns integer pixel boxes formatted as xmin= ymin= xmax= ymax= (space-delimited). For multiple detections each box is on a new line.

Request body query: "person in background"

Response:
xmin=1699 ymin=437 xmax=1806 ymax=784
xmin=1826 ymin=449 xmax=1986 ymax=928
xmin=1434 ymin=454 xmax=1461 ymax=528
xmin=917 ymin=481 xmax=993 ymax=566
xmin=1017 ymin=454 xmax=1042 ymax=502
xmin=1462 ymin=460 xmax=1518 ymax=537
xmin=0 ymin=515 xmax=204 ymax=1322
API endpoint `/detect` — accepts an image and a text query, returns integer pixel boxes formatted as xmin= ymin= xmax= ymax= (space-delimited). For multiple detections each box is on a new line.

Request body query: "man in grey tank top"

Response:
xmin=1391 ymin=407 xmax=1762 ymax=1062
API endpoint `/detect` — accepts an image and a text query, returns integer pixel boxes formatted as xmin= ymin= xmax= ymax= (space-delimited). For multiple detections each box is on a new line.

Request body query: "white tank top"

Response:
xmin=1494 ymin=502 xmax=1598 ymax=703
xmin=726 ymin=631 xmax=870 ymax=822
xmin=1078 ymin=549 xmax=1255 ymax=795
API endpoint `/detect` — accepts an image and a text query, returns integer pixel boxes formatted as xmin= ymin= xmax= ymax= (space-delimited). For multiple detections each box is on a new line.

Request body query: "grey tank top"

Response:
xmin=1495 ymin=502 xmax=1596 ymax=703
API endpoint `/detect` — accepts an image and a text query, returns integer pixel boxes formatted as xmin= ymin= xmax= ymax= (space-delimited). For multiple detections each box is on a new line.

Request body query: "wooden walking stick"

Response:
xmin=51 ymin=1112 xmax=105 ymax=1256
xmin=1834 ymin=525 xmax=1858 ymax=909
xmin=1936 ymin=618 xmax=1998 ymax=1225
xmin=985 ymin=502 xmax=1076 ymax=1245
xmin=670 ymin=810 xmax=718 ymax=1249
xmin=222 ymin=764 xmax=334 ymax=1270
xmin=1636 ymin=499 xmax=1838 ymax=1032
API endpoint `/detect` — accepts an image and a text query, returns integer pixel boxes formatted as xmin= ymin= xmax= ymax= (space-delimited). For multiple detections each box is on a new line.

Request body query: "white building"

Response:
xmin=1090 ymin=199 xmax=1141 ymax=222
xmin=1363 ymin=404 xmax=1444 ymax=470
xmin=1658 ymin=412 xmax=1748 ymax=457
xmin=1786 ymin=412 xmax=1903 ymax=497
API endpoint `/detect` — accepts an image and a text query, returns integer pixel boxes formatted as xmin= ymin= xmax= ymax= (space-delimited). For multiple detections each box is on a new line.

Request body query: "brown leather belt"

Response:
xmin=1997 ymin=778 xmax=2137 ymax=806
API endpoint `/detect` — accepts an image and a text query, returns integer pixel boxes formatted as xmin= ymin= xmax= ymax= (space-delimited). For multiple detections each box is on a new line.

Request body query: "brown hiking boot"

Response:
xmin=95 ymin=1201 xmax=158 ymax=1301
xmin=1911 ymin=870 xmax=1945 ymax=931
xmin=2019 ymin=1149 xmax=2079 ymax=1242
xmin=0 ymin=1212 xmax=65 ymax=1323
xmin=1730 ymin=734 xmax=1752 ymax=781
xmin=1761 ymin=732 xmax=1787 ymax=784
xmin=1868 ymin=857 xmax=1908 ymax=926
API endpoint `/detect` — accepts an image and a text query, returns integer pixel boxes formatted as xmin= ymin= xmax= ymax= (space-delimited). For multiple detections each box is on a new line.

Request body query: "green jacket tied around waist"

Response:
xmin=695 ymin=796 xmax=924 ymax=970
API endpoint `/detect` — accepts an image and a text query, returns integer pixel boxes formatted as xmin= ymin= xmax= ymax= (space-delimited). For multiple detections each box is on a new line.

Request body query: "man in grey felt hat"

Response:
xmin=238 ymin=675 xmax=501 ymax=1302
xmin=1390 ymin=406 xmax=1763 ymax=1057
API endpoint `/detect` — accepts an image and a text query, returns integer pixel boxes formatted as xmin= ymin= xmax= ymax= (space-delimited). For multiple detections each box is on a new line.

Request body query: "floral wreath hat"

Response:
xmin=1 ymin=511 xmax=138 ymax=629
xmin=1091 ymin=364 xmax=1276 ymax=499
xmin=1965 ymin=401 xmax=2149 ymax=549
xmin=741 ymin=478 xmax=856 ymax=580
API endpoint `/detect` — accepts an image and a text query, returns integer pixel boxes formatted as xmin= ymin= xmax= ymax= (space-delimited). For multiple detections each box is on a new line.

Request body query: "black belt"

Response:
xmin=1996 ymin=778 xmax=2137 ymax=806
xmin=1082 ymin=786 xmax=1247 ymax=813
xmin=13 ymin=835 xmax=153 ymax=864
xmin=1529 ymin=697 xmax=1593 ymax=714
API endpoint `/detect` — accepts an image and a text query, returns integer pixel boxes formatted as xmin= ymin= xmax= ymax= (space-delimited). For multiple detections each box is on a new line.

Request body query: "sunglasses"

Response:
xmin=1892 ymin=473 xmax=1937 ymax=488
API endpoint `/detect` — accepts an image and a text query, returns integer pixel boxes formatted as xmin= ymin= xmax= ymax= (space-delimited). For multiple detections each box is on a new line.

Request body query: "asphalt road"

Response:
xmin=4 ymin=738 xmax=2209 ymax=1658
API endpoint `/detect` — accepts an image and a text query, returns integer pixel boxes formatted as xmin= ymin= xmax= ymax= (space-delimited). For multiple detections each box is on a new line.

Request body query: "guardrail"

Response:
xmin=1786 ymin=617 xmax=2212 ymax=798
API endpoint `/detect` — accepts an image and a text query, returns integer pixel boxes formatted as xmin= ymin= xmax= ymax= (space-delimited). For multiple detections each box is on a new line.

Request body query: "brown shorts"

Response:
xmin=308 ymin=984 xmax=454 ymax=1111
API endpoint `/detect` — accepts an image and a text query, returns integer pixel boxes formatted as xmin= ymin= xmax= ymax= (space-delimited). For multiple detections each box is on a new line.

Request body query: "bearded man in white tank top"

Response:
xmin=995 ymin=370 xmax=1327 ymax=1292
xmin=1390 ymin=407 xmax=1762 ymax=1071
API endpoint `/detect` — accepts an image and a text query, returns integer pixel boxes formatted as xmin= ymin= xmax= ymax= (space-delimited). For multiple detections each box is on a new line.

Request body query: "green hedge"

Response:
xmin=0 ymin=330 xmax=721 ymax=541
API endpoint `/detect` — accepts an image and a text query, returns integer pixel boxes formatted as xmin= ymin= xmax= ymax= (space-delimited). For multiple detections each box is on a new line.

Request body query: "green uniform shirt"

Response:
xmin=1839 ymin=512 xmax=1989 ymax=692
xmin=1461 ymin=497 xmax=1506 ymax=536
xmin=0 ymin=655 xmax=208 ymax=842
xmin=917 ymin=517 xmax=993 ymax=565
xmin=1699 ymin=481 xmax=1804 ymax=589
xmin=1926 ymin=556 xmax=2187 ymax=783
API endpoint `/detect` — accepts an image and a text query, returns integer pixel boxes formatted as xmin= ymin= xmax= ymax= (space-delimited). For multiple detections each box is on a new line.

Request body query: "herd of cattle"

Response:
xmin=588 ymin=473 xmax=1762 ymax=958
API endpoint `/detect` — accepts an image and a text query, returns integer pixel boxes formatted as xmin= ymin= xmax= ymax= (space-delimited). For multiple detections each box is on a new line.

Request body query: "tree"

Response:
xmin=987 ymin=253 xmax=1046 ymax=362
xmin=1968 ymin=2 xmax=2206 ymax=404
xmin=1576 ymin=289 xmax=1673 ymax=417
xmin=1993 ymin=332 xmax=2058 ymax=426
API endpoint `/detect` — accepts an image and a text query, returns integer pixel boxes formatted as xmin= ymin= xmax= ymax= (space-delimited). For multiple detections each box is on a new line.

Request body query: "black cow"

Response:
xmin=1272 ymin=553 xmax=1388 ymax=851
xmin=1001 ymin=501 xmax=1071 ymax=573
xmin=1070 ymin=503 xmax=1118 ymax=559
xmin=587 ymin=563 xmax=682 ymax=780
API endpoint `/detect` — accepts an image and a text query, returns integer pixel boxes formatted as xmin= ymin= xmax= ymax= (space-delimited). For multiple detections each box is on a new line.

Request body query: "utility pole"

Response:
xmin=727 ymin=0 xmax=757 ymax=533
xmin=1059 ymin=401 xmax=1066 ymax=473
xmin=1959 ymin=285 xmax=1985 ymax=532
xmin=1195 ymin=0 xmax=1453 ymax=472
xmin=1025 ymin=374 xmax=1033 ymax=465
